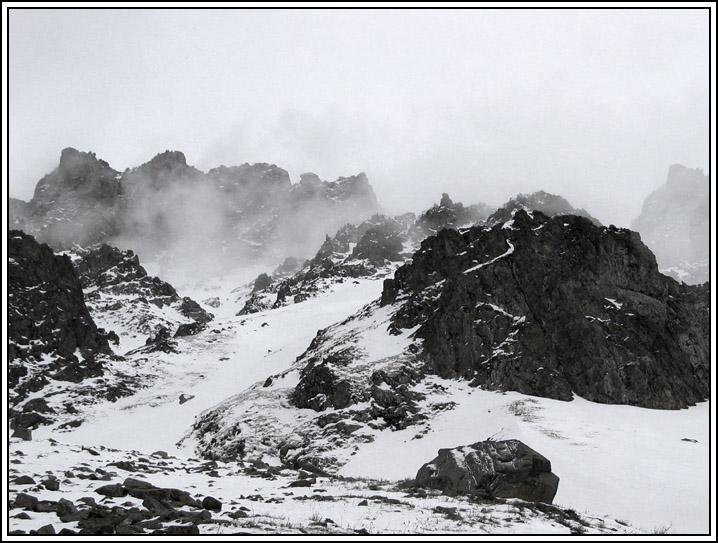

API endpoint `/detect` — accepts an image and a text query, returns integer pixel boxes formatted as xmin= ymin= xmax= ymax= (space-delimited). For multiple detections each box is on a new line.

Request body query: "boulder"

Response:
xmin=415 ymin=439 xmax=559 ymax=504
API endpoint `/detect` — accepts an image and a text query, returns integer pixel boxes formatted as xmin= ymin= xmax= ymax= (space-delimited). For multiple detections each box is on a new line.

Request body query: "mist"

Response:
xmin=7 ymin=9 xmax=709 ymax=232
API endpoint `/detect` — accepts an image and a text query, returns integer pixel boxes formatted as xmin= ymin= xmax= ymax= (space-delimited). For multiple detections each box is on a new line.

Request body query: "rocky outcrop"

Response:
xmin=383 ymin=209 xmax=709 ymax=409
xmin=9 ymin=148 xmax=122 ymax=248
xmin=488 ymin=190 xmax=601 ymax=227
xmin=415 ymin=440 xmax=559 ymax=503
xmin=409 ymin=193 xmax=493 ymax=240
xmin=632 ymin=164 xmax=709 ymax=284
xmin=67 ymin=244 xmax=213 ymax=346
xmin=8 ymin=231 xmax=115 ymax=419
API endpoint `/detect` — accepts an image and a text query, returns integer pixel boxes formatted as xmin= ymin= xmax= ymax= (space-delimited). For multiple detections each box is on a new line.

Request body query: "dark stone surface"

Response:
xmin=415 ymin=439 xmax=559 ymax=503
xmin=201 ymin=496 xmax=222 ymax=511
xmin=8 ymin=231 xmax=112 ymax=406
xmin=384 ymin=210 xmax=709 ymax=409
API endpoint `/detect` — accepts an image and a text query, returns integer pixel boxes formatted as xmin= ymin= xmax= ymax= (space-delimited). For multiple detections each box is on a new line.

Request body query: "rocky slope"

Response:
xmin=632 ymin=164 xmax=709 ymax=284
xmin=8 ymin=232 xmax=216 ymax=434
xmin=383 ymin=208 xmax=709 ymax=408
xmin=189 ymin=208 xmax=709 ymax=474
xmin=236 ymin=194 xmax=491 ymax=315
xmin=8 ymin=231 xmax=121 ymax=431
xmin=65 ymin=244 xmax=214 ymax=353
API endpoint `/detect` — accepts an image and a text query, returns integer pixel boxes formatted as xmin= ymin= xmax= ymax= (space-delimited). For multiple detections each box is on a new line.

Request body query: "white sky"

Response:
xmin=6 ymin=6 xmax=711 ymax=227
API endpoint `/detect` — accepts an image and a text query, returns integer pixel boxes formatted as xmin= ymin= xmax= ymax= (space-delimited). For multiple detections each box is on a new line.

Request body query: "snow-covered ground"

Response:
xmin=8 ymin=273 xmax=713 ymax=535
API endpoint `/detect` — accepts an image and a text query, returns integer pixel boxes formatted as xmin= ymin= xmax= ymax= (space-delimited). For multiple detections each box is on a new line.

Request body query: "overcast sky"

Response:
xmin=7 ymin=7 xmax=710 ymax=227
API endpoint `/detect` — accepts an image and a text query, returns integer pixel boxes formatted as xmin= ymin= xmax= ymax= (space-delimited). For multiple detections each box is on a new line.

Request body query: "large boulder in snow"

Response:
xmin=415 ymin=439 xmax=559 ymax=503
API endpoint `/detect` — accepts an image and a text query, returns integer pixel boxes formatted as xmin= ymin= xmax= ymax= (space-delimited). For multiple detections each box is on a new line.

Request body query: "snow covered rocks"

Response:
xmin=415 ymin=439 xmax=559 ymax=504
xmin=383 ymin=208 xmax=710 ymax=409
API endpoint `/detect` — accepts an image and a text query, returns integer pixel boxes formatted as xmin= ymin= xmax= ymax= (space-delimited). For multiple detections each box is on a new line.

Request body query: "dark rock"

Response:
xmin=288 ymin=478 xmax=315 ymax=488
xmin=358 ymin=499 xmax=369 ymax=506
xmin=42 ymin=477 xmax=60 ymax=491
xmin=56 ymin=497 xmax=78 ymax=518
xmin=95 ymin=483 xmax=128 ymax=498
xmin=35 ymin=524 xmax=56 ymax=535
xmin=13 ymin=475 xmax=36 ymax=485
xmin=58 ymin=528 xmax=78 ymax=535
xmin=123 ymin=477 xmax=155 ymax=490
xmin=201 ymin=496 xmax=222 ymax=511
xmin=11 ymin=427 xmax=33 ymax=441
xmin=107 ymin=461 xmax=136 ymax=472
xmin=8 ymin=231 xmax=112 ymax=410
xmin=386 ymin=210 xmax=710 ymax=409
xmin=415 ymin=439 xmax=559 ymax=503
xmin=160 ymin=524 xmax=201 ymax=535
xmin=13 ymin=493 xmax=39 ymax=510
xmin=174 ymin=322 xmax=207 ymax=337
xmin=253 ymin=273 xmax=273 ymax=292
xmin=13 ymin=512 xmax=31 ymax=519
xmin=179 ymin=393 xmax=195 ymax=405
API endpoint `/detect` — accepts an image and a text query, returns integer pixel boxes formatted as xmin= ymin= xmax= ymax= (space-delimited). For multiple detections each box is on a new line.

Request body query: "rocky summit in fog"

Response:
xmin=10 ymin=148 xmax=381 ymax=277
xmin=632 ymin=164 xmax=709 ymax=284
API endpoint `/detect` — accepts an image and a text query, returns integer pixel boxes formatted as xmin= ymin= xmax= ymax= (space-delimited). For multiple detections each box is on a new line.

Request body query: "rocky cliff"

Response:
xmin=8 ymin=231 xmax=117 ymax=428
xmin=10 ymin=148 xmax=383 ymax=272
xmin=382 ymin=208 xmax=709 ymax=409
xmin=632 ymin=164 xmax=709 ymax=284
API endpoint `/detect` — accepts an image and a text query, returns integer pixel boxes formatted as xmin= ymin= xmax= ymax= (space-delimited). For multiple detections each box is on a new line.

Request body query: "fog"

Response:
xmin=7 ymin=8 xmax=709 ymax=230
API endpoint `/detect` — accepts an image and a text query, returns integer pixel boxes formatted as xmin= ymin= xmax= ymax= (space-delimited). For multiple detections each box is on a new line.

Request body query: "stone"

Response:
xmin=13 ymin=475 xmax=36 ymax=485
xmin=95 ymin=484 xmax=128 ymax=498
xmin=201 ymin=496 xmax=222 ymax=511
xmin=385 ymin=210 xmax=710 ymax=409
xmin=13 ymin=493 xmax=39 ymax=510
xmin=35 ymin=524 xmax=56 ymax=535
xmin=42 ymin=477 xmax=60 ymax=491
xmin=415 ymin=439 xmax=559 ymax=503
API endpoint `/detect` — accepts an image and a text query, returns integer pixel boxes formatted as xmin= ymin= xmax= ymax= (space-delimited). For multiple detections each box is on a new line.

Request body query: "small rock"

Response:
xmin=288 ymin=478 xmax=315 ymax=488
xmin=36 ymin=524 xmax=56 ymax=535
xmin=95 ymin=483 xmax=128 ymax=498
xmin=43 ymin=478 xmax=60 ymax=491
xmin=201 ymin=496 xmax=222 ymax=511
xmin=13 ymin=493 xmax=39 ymax=511
xmin=13 ymin=512 xmax=31 ymax=519
xmin=151 ymin=450 xmax=169 ymax=458
xmin=11 ymin=427 xmax=32 ymax=441
xmin=163 ymin=525 xmax=200 ymax=535
xmin=124 ymin=477 xmax=154 ymax=490
xmin=13 ymin=475 xmax=36 ymax=485
xmin=358 ymin=499 xmax=368 ymax=506
xmin=179 ymin=394 xmax=195 ymax=405
xmin=58 ymin=529 xmax=78 ymax=535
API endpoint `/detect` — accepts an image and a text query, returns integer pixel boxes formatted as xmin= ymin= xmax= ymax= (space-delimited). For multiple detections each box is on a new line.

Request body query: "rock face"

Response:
xmin=409 ymin=193 xmax=493 ymax=240
xmin=632 ymin=164 xmax=709 ymax=284
xmin=8 ymin=231 xmax=114 ymax=419
xmin=10 ymin=148 xmax=383 ymax=272
xmin=16 ymin=148 xmax=122 ymax=248
xmin=488 ymin=190 xmax=601 ymax=227
xmin=382 ymin=209 xmax=709 ymax=409
xmin=415 ymin=440 xmax=559 ymax=504
xmin=66 ymin=243 xmax=213 ymax=350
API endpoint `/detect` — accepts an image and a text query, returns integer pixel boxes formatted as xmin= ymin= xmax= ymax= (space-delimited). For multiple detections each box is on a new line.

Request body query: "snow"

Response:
xmin=41 ymin=277 xmax=385 ymax=454
xmin=339 ymin=379 xmax=710 ymax=534
xmin=8 ymin=265 xmax=712 ymax=535
xmin=463 ymin=240 xmax=515 ymax=274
